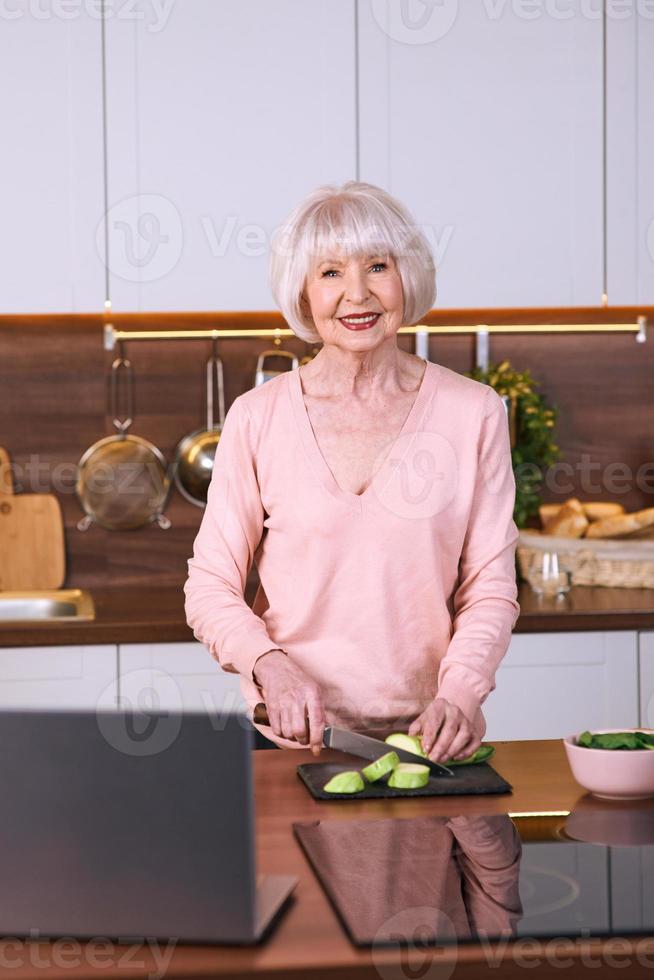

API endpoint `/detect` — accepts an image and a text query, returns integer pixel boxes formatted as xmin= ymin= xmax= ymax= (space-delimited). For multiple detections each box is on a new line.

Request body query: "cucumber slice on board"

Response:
xmin=361 ymin=751 xmax=400 ymax=783
xmin=387 ymin=763 xmax=430 ymax=790
xmin=384 ymin=733 xmax=426 ymax=757
xmin=445 ymin=743 xmax=495 ymax=766
xmin=323 ymin=770 xmax=365 ymax=794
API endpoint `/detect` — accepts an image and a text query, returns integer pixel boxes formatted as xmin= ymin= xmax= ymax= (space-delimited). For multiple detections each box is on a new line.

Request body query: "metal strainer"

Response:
xmin=75 ymin=352 xmax=172 ymax=531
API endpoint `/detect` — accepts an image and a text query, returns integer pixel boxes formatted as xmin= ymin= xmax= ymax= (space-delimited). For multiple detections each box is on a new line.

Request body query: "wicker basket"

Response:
xmin=517 ymin=530 xmax=654 ymax=589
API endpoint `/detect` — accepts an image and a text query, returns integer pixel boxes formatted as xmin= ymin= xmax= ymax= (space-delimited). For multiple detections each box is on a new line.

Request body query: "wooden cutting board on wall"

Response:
xmin=0 ymin=446 xmax=66 ymax=590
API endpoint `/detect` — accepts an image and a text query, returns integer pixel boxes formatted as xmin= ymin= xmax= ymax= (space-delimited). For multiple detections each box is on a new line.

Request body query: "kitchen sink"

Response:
xmin=0 ymin=589 xmax=95 ymax=624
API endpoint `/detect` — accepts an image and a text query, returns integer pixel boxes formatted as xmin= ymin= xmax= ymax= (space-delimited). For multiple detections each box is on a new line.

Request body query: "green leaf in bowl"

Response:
xmin=577 ymin=730 xmax=654 ymax=750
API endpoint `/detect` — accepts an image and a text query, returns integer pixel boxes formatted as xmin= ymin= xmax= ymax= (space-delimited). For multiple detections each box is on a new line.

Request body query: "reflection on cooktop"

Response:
xmin=292 ymin=813 xmax=523 ymax=946
xmin=519 ymin=838 xmax=654 ymax=939
xmin=292 ymin=806 xmax=654 ymax=948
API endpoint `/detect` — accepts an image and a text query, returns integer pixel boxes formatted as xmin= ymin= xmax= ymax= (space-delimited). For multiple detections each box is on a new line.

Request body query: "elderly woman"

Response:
xmin=184 ymin=180 xmax=519 ymax=763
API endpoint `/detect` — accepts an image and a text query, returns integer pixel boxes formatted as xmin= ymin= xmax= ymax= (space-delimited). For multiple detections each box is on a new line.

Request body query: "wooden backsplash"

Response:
xmin=1 ymin=307 xmax=653 ymax=590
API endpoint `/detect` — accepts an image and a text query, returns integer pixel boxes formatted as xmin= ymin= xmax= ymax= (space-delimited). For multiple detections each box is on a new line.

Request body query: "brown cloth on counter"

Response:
xmin=292 ymin=814 xmax=523 ymax=946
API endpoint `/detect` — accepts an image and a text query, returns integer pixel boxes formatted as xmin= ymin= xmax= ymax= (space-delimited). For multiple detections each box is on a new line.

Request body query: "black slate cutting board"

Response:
xmin=297 ymin=760 xmax=512 ymax=800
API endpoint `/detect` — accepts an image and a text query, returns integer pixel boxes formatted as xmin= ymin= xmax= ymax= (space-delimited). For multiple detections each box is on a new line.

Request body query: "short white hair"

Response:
xmin=269 ymin=180 xmax=436 ymax=344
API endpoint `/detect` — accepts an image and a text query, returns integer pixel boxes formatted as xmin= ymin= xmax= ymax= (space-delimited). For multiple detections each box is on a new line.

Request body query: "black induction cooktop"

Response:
xmin=518 ymin=836 xmax=654 ymax=940
xmin=292 ymin=806 xmax=654 ymax=949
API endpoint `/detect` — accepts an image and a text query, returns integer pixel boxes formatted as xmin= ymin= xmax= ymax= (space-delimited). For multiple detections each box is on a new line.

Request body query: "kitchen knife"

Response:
xmin=252 ymin=702 xmax=454 ymax=777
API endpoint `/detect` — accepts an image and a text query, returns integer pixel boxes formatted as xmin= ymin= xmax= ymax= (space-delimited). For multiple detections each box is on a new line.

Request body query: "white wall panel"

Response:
xmin=104 ymin=0 xmax=357 ymax=311
xmin=0 ymin=12 xmax=105 ymax=312
xmin=358 ymin=0 xmax=604 ymax=308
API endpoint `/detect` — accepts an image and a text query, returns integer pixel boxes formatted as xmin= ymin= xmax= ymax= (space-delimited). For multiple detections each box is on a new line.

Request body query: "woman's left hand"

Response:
xmin=408 ymin=698 xmax=481 ymax=764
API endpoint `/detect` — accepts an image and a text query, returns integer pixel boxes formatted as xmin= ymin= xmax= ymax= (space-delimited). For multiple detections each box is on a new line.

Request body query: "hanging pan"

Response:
xmin=173 ymin=345 xmax=225 ymax=508
xmin=254 ymin=348 xmax=299 ymax=386
xmin=75 ymin=351 xmax=172 ymax=531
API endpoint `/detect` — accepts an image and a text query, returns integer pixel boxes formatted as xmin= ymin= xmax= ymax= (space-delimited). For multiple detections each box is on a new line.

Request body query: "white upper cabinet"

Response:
xmin=103 ymin=0 xmax=357 ymax=311
xmin=357 ymin=1 xmax=604 ymax=309
xmin=607 ymin=10 xmax=654 ymax=305
xmin=0 ymin=11 xmax=105 ymax=313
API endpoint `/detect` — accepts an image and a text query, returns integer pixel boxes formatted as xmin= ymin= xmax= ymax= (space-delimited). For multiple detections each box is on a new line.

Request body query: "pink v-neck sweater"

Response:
xmin=184 ymin=361 xmax=520 ymax=750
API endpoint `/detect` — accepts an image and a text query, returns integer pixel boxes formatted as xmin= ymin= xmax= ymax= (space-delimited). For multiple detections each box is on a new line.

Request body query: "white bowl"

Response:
xmin=564 ymin=729 xmax=654 ymax=800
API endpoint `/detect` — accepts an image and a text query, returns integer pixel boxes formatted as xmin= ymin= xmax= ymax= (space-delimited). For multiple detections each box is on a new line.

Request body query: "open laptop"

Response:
xmin=0 ymin=707 xmax=297 ymax=944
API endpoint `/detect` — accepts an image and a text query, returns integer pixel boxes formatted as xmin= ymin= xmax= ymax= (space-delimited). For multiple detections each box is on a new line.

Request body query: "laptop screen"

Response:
xmin=0 ymin=708 xmax=262 ymax=944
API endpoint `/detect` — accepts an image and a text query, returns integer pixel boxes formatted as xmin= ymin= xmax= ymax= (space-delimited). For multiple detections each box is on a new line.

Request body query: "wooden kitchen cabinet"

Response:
xmin=357 ymin=1 xmax=603 ymax=308
xmin=117 ymin=642 xmax=246 ymax=715
xmin=0 ymin=13 xmax=105 ymax=312
xmin=103 ymin=0 xmax=356 ymax=311
xmin=483 ymin=630 xmax=639 ymax=741
xmin=0 ymin=645 xmax=117 ymax=709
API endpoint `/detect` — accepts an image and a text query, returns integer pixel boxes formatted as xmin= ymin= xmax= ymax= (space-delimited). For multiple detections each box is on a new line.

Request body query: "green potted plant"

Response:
xmin=468 ymin=360 xmax=560 ymax=528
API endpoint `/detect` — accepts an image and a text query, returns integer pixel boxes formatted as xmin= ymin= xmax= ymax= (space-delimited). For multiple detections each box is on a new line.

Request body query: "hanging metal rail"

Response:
xmin=103 ymin=316 xmax=647 ymax=373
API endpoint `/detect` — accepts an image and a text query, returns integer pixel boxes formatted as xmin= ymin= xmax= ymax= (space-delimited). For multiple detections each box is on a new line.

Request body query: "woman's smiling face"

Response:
xmin=301 ymin=250 xmax=404 ymax=349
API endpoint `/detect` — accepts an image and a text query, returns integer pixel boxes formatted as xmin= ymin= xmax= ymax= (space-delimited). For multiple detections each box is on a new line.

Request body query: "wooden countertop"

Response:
xmin=1 ymin=581 xmax=654 ymax=648
xmin=514 ymin=581 xmax=654 ymax=632
xmin=6 ymin=738 xmax=654 ymax=979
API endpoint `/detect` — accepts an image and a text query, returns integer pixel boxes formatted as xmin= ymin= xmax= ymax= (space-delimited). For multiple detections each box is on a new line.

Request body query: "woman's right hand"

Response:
xmin=252 ymin=650 xmax=326 ymax=754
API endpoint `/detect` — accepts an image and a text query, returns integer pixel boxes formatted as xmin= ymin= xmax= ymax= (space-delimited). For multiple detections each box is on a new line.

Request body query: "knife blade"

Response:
xmin=252 ymin=702 xmax=454 ymax=777
xmin=324 ymin=726 xmax=454 ymax=777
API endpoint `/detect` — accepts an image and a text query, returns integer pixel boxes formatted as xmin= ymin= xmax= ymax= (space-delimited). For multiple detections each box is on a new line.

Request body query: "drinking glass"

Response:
xmin=528 ymin=551 xmax=572 ymax=597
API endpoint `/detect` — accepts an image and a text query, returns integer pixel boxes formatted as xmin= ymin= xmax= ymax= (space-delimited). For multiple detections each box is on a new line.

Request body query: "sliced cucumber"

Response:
xmin=445 ymin=743 xmax=495 ymax=766
xmin=361 ymin=751 xmax=400 ymax=783
xmin=388 ymin=763 xmax=430 ymax=790
xmin=384 ymin=732 xmax=426 ymax=757
xmin=323 ymin=770 xmax=365 ymax=794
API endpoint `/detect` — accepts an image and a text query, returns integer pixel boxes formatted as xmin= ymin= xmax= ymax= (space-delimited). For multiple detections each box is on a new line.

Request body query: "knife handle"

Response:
xmin=253 ymin=701 xmax=270 ymax=726
xmin=254 ymin=701 xmax=322 ymax=750
xmin=253 ymin=699 xmax=319 ymax=744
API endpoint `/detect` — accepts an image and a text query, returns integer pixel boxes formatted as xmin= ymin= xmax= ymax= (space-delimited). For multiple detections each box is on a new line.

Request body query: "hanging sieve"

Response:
xmin=75 ymin=350 xmax=172 ymax=531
